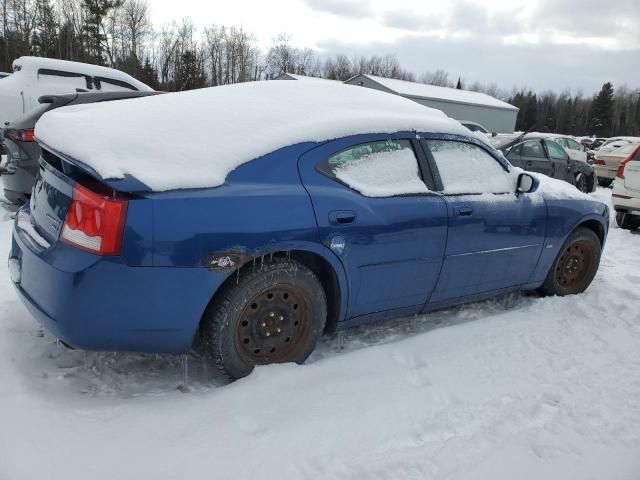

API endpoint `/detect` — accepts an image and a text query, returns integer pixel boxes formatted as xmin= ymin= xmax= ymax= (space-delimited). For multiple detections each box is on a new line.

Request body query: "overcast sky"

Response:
xmin=150 ymin=0 xmax=639 ymax=94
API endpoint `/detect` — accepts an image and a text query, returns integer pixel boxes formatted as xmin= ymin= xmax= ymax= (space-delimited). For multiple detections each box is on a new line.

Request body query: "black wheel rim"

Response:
xmin=235 ymin=285 xmax=311 ymax=364
xmin=575 ymin=173 xmax=587 ymax=192
xmin=555 ymin=240 xmax=594 ymax=291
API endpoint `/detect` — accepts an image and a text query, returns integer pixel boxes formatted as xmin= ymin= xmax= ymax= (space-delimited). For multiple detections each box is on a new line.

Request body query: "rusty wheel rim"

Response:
xmin=555 ymin=239 xmax=593 ymax=291
xmin=235 ymin=284 xmax=311 ymax=365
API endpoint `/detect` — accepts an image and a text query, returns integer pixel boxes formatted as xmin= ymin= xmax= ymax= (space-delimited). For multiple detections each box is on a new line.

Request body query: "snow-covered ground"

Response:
xmin=1 ymin=187 xmax=639 ymax=480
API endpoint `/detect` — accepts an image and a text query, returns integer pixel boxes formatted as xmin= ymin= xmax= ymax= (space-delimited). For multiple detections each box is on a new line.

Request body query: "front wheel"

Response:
xmin=574 ymin=172 xmax=588 ymax=193
xmin=201 ymin=257 xmax=327 ymax=380
xmin=540 ymin=227 xmax=601 ymax=296
xmin=616 ymin=212 xmax=640 ymax=230
xmin=598 ymin=178 xmax=613 ymax=188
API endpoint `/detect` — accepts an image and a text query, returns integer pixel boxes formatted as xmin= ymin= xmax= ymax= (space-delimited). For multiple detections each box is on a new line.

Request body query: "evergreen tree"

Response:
xmin=524 ymin=92 xmax=538 ymax=130
xmin=82 ymin=0 xmax=123 ymax=64
xmin=588 ymin=82 xmax=615 ymax=136
xmin=456 ymin=76 xmax=462 ymax=89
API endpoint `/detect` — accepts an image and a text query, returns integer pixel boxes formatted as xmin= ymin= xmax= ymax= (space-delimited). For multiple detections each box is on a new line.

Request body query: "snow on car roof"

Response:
xmin=12 ymin=56 xmax=152 ymax=92
xmin=351 ymin=74 xmax=519 ymax=111
xmin=35 ymin=80 xmax=477 ymax=192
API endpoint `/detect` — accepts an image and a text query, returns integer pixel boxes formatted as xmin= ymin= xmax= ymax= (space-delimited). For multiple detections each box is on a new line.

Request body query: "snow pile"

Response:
xmin=2 ymin=188 xmax=640 ymax=479
xmin=35 ymin=81 xmax=475 ymax=191
xmin=335 ymin=148 xmax=430 ymax=197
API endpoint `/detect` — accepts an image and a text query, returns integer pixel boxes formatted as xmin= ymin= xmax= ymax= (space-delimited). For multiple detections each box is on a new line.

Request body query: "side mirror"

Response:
xmin=516 ymin=173 xmax=537 ymax=194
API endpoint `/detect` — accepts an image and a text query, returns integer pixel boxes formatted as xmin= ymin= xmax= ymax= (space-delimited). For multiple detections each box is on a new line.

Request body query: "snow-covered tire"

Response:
xmin=616 ymin=212 xmax=640 ymax=230
xmin=201 ymin=257 xmax=326 ymax=380
xmin=539 ymin=227 xmax=601 ymax=296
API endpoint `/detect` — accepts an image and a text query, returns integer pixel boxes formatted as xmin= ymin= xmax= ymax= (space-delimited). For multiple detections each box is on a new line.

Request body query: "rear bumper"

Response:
xmin=594 ymin=165 xmax=617 ymax=179
xmin=612 ymin=182 xmax=640 ymax=215
xmin=10 ymin=209 xmax=229 ymax=354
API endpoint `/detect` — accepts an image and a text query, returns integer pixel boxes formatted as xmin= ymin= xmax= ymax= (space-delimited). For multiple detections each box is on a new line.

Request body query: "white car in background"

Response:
xmin=542 ymin=134 xmax=588 ymax=163
xmin=612 ymin=144 xmax=640 ymax=229
xmin=460 ymin=121 xmax=491 ymax=134
xmin=595 ymin=137 xmax=640 ymax=155
xmin=594 ymin=142 xmax=640 ymax=187
xmin=0 ymin=56 xmax=152 ymax=128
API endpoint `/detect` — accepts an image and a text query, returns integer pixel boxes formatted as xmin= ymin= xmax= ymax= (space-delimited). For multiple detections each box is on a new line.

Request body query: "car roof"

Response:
xmin=36 ymin=81 xmax=481 ymax=192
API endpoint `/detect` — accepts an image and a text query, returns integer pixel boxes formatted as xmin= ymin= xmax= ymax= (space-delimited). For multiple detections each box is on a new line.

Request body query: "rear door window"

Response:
xmin=37 ymin=69 xmax=90 ymax=92
xmin=565 ymin=138 xmax=582 ymax=151
xmin=521 ymin=140 xmax=546 ymax=158
xmin=319 ymin=140 xmax=429 ymax=197
xmin=95 ymin=77 xmax=137 ymax=91
xmin=545 ymin=140 xmax=569 ymax=160
xmin=425 ymin=140 xmax=513 ymax=194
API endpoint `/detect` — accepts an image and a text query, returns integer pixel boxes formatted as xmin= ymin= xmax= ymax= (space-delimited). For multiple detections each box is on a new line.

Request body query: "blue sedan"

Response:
xmin=10 ymin=83 xmax=608 ymax=380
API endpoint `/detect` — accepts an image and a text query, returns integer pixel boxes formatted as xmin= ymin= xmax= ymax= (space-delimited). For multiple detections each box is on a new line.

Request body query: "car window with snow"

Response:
xmin=326 ymin=140 xmax=430 ymax=197
xmin=427 ymin=140 xmax=512 ymax=194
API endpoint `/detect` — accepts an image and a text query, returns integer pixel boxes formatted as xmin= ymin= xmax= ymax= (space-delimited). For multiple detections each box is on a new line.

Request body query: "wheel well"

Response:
xmin=577 ymin=219 xmax=605 ymax=245
xmin=203 ymin=250 xmax=342 ymax=335
xmin=287 ymin=250 xmax=342 ymax=334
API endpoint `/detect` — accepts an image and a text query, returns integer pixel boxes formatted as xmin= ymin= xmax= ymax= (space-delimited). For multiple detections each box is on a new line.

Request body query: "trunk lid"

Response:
xmin=29 ymin=151 xmax=75 ymax=244
xmin=624 ymin=152 xmax=640 ymax=192
xmin=29 ymin=147 xmax=143 ymax=247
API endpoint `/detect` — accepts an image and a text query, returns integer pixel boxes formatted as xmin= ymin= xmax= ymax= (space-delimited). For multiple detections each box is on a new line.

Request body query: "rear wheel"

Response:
xmin=616 ymin=212 xmax=640 ymax=230
xmin=201 ymin=257 xmax=327 ymax=380
xmin=540 ymin=227 xmax=601 ymax=296
xmin=598 ymin=178 xmax=613 ymax=188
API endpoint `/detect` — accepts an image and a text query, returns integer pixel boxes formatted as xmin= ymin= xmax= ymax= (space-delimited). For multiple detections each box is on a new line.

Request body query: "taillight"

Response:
xmin=61 ymin=184 xmax=128 ymax=255
xmin=593 ymin=158 xmax=605 ymax=165
xmin=5 ymin=128 xmax=35 ymax=142
xmin=617 ymin=146 xmax=640 ymax=180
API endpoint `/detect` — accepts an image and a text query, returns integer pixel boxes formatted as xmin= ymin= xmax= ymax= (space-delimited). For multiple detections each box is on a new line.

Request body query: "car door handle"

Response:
xmin=329 ymin=210 xmax=356 ymax=225
xmin=454 ymin=206 xmax=473 ymax=217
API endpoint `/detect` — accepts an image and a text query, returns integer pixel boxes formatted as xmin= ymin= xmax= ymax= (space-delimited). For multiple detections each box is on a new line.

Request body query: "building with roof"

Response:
xmin=344 ymin=74 xmax=518 ymax=133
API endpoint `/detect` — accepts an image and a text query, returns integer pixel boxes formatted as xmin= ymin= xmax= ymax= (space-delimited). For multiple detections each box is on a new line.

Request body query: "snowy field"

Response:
xmin=1 ymin=187 xmax=640 ymax=480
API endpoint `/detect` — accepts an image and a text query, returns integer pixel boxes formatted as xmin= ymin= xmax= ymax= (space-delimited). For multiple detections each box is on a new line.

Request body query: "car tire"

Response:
xmin=574 ymin=172 xmax=588 ymax=193
xmin=615 ymin=212 xmax=640 ymax=230
xmin=597 ymin=178 xmax=613 ymax=188
xmin=2 ymin=190 xmax=26 ymax=205
xmin=539 ymin=227 xmax=601 ymax=296
xmin=201 ymin=257 xmax=327 ymax=380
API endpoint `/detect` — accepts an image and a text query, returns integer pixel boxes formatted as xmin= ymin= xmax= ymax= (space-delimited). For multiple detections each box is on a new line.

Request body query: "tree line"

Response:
xmin=2 ymin=0 xmax=639 ymax=136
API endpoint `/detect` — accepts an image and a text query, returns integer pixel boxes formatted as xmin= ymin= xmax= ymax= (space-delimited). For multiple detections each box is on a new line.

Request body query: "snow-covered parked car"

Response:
xmin=0 ymin=56 xmax=152 ymax=128
xmin=612 ymin=144 xmax=640 ymax=229
xmin=10 ymin=81 xmax=609 ymax=380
